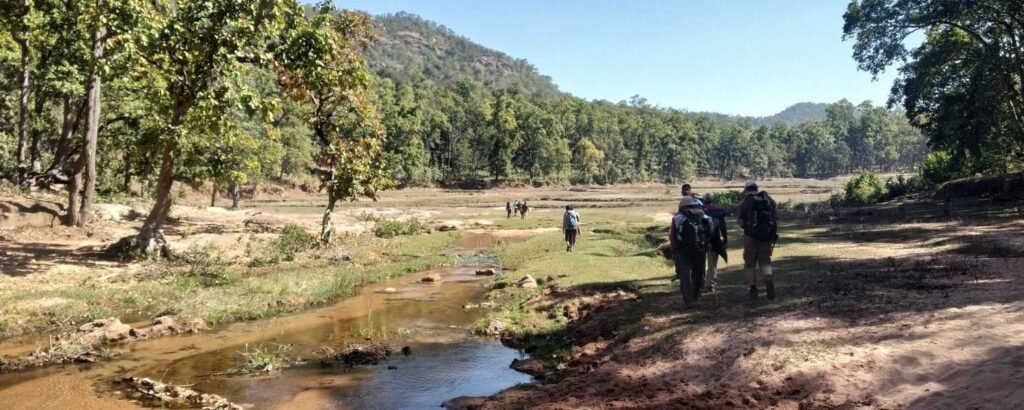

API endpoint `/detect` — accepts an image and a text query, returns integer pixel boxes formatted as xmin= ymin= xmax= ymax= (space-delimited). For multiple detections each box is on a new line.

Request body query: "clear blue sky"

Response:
xmin=336 ymin=0 xmax=901 ymax=117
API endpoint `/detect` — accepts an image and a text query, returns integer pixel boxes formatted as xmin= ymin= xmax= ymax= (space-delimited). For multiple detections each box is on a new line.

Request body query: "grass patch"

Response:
xmin=373 ymin=218 xmax=427 ymax=238
xmin=235 ymin=343 xmax=292 ymax=374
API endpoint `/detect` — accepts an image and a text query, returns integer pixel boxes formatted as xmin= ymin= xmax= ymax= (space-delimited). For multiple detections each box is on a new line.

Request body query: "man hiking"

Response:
xmin=519 ymin=201 xmax=529 ymax=219
xmin=506 ymin=201 xmax=513 ymax=219
xmin=737 ymin=180 xmax=779 ymax=301
xmin=563 ymin=205 xmax=581 ymax=252
xmin=669 ymin=197 xmax=718 ymax=308
xmin=702 ymin=192 xmax=728 ymax=293
xmin=513 ymin=200 xmax=521 ymax=217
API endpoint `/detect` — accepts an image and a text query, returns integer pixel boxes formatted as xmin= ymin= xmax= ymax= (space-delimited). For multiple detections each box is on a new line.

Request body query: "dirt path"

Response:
xmin=483 ymin=203 xmax=1024 ymax=409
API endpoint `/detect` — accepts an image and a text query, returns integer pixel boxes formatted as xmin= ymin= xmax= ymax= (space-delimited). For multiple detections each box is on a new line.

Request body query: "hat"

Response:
xmin=744 ymin=180 xmax=758 ymax=190
xmin=679 ymin=196 xmax=697 ymax=207
xmin=703 ymin=192 xmax=715 ymax=203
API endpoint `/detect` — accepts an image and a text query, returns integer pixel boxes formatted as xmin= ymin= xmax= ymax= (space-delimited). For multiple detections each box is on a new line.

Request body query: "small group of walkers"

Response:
xmin=670 ymin=181 xmax=779 ymax=308
xmin=505 ymin=200 xmax=530 ymax=219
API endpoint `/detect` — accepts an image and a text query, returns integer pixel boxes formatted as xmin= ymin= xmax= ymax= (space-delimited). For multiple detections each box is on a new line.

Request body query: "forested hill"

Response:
xmin=752 ymin=102 xmax=828 ymax=127
xmin=365 ymin=12 xmax=560 ymax=97
xmin=366 ymin=13 xmax=828 ymax=124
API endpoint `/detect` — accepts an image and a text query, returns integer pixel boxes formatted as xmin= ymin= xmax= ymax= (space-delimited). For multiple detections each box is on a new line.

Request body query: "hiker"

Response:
xmin=563 ymin=205 xmax=581 ymax=252
xmin=513 ymin=200 xmax=521 ymax=216
xmin=506 ymin=201 xmax=513 ymax=219
xmin=519 ymin=201 xmax=529 ymax=219
xmin=679 ymin=183 xmax=703 ymax=209
xmin=737 ymin=180 xmax=779 ymax=300
xmin=669 ymin=197 xmax=716 ymax=308
xmin=702 ymin=192 xmax=728 ymax=293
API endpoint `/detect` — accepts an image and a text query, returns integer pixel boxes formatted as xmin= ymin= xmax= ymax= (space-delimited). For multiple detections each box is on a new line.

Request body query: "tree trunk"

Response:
xmin=49 ymin=95 xmax=80 ymax=173
xmin=134 ymin=139 xmax=177 ymax=254
xmin=66 ymin=154 xmax=86 ymax=226
xmin=77 ymin=6 xmax=105 ymax=227
xmin=15 ymin=27 xmax=30 ymax=185
xmin=229 ymin=182 xmax=239 ymax=209
xmin=28 ymin=95 xmax=46 ymax=173
xmin=320 ymin=190 xmax=337 ymax=244
xmin=210 ymin=183 xmax=217 ymax=207
xmin=121 ymin=150 xmax=131 ymax=193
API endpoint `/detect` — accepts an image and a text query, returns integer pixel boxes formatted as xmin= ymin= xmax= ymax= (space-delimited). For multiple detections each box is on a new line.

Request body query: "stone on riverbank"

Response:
xmin=509 ymin=358 xmax=546 ymax=376
xmin=517 ymin=274 xmax=538 ymax=288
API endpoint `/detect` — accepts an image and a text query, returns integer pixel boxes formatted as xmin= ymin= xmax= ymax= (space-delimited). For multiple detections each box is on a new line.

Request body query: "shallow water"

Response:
xmin=0 ymin=241 xmax=529 ymax=409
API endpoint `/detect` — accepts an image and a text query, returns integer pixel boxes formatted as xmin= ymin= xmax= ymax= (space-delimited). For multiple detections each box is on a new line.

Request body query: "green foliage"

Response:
xmin=373 ymin=218 xmax=426 ymax=238
xmin=843 ymin=172 xmax=886 ymax=206
xmin=176 ymin=244 xmax=235 ymax=287
xmin=844 ymin=0 xmax=1024 ymax=177
xmin=919 ymin=151 xmax=967 ymax=189
xmin=275 ymin=224 xmax=316 ymax=260
xmin=707 ymin=190 xmax=746 ymax=212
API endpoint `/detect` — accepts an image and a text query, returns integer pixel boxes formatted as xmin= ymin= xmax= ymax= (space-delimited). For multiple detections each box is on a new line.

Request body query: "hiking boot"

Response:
xmin=765 ymin=277 xmax=776 ymax=300
xmin=748 ymin=286 xmax=758 ymax=301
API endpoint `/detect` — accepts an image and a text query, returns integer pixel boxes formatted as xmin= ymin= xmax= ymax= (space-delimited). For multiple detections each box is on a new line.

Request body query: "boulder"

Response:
xmin=381 ymin=287 xmax=398 ymax=294
xmin=475 ymin=268 xmax=498 ymax=276
xmin=443 ymin=396 xmax=487 ymax=410
xmin=422 ymin=273 xmax=443 ymax=283
xmin=509 ymin=358 xmax=546 ymax=376
xmin=516 ymin=274 xmax=538 ymax=288
xmin=78 ymin=318 xmax=133 ymax=344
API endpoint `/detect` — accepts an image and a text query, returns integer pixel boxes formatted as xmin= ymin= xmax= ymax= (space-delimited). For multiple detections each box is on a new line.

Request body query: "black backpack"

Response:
xmin=674 ymin=211 xmax=712 ymax=251
xmin=747 ymin=191 xmax=778 ymax=242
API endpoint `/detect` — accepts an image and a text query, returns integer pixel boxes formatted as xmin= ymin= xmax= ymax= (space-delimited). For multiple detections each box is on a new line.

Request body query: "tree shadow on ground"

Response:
xmin=486 ymin=202 xmax=1024 ymax=408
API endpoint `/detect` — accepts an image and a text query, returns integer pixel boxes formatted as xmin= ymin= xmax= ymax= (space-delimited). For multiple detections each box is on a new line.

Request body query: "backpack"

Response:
xmin=746 ymin=191 xmax=778 ymax=242
xmin=674 ymin=211 xmax=712 ymax=251
xmin=564 ymin=211 xmax=579 ymax=229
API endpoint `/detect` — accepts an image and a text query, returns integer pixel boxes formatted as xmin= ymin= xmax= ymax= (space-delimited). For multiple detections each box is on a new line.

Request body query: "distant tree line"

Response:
xmin=374 ymin=76 xmax=927 ymax=187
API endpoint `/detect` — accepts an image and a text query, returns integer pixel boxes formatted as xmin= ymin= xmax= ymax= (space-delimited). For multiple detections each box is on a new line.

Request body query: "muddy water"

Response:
xmin=0 ymin=233 xmax=529 ymax=409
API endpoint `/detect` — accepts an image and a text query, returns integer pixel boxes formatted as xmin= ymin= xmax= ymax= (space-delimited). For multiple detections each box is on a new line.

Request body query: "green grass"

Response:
xmin=235 ymin=343 xmax=293 ymax=374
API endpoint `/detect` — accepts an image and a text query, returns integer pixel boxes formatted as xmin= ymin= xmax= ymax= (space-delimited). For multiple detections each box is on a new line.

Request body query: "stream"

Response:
xmin=0 ymin=233 xmax=530 ymax=409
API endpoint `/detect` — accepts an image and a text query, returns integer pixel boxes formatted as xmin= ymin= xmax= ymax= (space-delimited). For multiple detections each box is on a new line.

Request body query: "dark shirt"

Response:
xmin=703 ymin=204 xmax=728 ymax=241
xmin=737 ymin=191 xmax=778 ymax=231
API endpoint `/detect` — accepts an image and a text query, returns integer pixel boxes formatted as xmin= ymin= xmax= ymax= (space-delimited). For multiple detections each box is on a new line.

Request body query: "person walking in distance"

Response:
xmin=562 ymin=205 xmax=581 ymax=252
xmin=519 ymin=201 xmax=529 ymax=219
xmin=669 ymin=197 xmax=715 ymax=308
xmin=737 ymin=180 xmax=779 ymax=301
xmin=506 ymin=201 xmax=513 ymax=219
xmin=701 ymin=192 xmax=728 ymax=293
xmin=513 ymin=200 xmax=520 ymax=217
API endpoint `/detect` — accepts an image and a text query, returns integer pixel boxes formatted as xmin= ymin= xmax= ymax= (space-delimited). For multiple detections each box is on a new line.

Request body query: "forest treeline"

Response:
xmin=0 ymin=1 xmax=1020 ymax=251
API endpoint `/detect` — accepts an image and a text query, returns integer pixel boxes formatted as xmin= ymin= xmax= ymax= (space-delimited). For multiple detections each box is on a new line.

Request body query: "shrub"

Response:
xmin=843 ymin=172 xmax=886 ymax=206
xmin=705 ymin=190 xmax=746 ymax=213
xmin=919 ymin=151 xmax=968 ymax=189
xmin=373 ymin=218 xmax=426 ymax=238
xmin=247 ymin=224 xmax=317 ymax=266
xmin=177 ymin=244 xmax=235 ymax=286
xmin=275 ymin=224 xmax=316 ymax=261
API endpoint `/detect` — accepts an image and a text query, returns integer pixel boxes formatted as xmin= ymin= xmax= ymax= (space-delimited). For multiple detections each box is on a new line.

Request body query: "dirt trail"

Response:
xmin=484 ymin=204 xmax=1024 ymax=409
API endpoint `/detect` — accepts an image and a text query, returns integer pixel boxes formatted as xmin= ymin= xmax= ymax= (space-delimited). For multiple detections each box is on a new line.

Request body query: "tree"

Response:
xmin=275 ymin=3 xmax=391 ymax=244
xmin=120 ymin=0 xmax=290 ymax=255
xmin=844 ymin=0 xmax=1024 ymax=173
xmin=573 ymin=138 xmax=604 ymax=184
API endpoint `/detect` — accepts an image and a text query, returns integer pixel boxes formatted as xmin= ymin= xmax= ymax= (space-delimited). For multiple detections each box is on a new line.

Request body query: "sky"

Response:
xmin=336 ymin=0 xmax=903 ymax=117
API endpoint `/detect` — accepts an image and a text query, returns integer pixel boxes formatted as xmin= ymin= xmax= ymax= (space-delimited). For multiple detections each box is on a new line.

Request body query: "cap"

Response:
xmin=744 ymin=180 xmax=758 ymax=189
xmin=703 ymin=192 xmax=715 ymax=202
